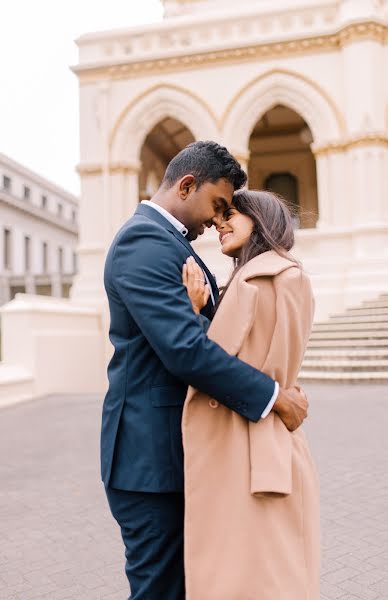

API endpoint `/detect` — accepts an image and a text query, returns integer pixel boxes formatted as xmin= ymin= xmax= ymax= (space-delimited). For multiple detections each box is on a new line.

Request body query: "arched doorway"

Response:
xmin=139 ymin=117 xmax=195 ymax=200
xmin=248 ymin=105 xmax=318 ymax=228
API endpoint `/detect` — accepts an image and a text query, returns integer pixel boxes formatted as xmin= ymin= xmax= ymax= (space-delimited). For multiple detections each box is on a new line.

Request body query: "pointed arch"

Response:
xmin=109 ymin=83 xmax=219 ymax=163
xmin=222 ymin=69 xmax=345 ymax=154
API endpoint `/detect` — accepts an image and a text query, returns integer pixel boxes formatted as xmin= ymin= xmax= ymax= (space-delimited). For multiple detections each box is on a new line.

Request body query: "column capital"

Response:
xmin=76 ymin=161 xmax=141 ymax=177
xmin=312 ymin=133 xmax=388 ymax=157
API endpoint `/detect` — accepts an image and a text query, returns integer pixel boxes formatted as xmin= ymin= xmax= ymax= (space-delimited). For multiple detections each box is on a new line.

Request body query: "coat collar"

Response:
xmin=207 ymin=251 xmax=297 ymax=356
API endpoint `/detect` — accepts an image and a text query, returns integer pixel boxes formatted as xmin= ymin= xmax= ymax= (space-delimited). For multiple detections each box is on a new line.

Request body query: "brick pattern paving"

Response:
xmin=0 ymin=384 xmax=387 ymax=599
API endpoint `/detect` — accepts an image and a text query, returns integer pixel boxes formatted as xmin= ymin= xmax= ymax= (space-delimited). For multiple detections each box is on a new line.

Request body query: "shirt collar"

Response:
xmin=142 ymin=200 xmax=188 ymax=237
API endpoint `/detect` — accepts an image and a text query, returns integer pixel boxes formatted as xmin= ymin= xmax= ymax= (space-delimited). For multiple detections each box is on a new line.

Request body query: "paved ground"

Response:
xmin=0 ymin=384 xmax=388 ymax=600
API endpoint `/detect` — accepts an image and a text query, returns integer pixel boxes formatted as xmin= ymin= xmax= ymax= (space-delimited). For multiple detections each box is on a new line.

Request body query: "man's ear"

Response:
xmin=179 ymin=174 xmax=196 ymax=200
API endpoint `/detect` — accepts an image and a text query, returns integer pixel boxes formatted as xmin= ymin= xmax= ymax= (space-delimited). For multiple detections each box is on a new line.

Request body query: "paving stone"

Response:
xmin=0 ymin=384 xmax=387 ymax=599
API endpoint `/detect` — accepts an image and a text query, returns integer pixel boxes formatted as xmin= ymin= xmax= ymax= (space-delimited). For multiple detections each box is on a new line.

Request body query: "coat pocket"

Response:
xmin=150 ymin=385 xmax=186 ymax=407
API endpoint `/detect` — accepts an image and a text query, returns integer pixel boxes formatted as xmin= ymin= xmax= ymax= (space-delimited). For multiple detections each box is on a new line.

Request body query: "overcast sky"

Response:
xmin=0 ymin=0 xmax=163 ymax=195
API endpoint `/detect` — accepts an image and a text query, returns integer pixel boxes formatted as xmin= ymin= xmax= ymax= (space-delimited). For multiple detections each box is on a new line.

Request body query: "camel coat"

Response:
xmin=182 ymin=251 xmax=320 ymax=600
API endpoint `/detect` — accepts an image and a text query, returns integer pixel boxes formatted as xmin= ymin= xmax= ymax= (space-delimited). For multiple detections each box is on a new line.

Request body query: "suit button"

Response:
xmin=209 ymin=399 xmax=219 ymax=408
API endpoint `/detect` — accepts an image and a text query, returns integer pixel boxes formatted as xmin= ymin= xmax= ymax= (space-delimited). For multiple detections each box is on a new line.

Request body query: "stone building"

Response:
xmin=0 ymin=0 xmax=387 ymax=402
xmin=0 ymin=153 xmax=78 ymax=306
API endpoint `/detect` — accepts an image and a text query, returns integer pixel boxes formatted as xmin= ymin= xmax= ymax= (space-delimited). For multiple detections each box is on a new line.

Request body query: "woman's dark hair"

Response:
xmin=162 ymin=141 xmax=247 ymax=191
xmin=217 ymin=189 xmax=298 ymax=309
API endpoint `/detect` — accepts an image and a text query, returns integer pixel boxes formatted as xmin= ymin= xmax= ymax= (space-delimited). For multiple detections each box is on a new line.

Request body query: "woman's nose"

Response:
xmin=213 ymin=215 xmax=225 ymax=229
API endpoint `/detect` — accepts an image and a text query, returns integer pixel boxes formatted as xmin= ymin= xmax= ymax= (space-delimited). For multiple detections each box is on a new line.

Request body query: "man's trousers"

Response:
xmin=105 ymin=487 xmax=185 ymax=600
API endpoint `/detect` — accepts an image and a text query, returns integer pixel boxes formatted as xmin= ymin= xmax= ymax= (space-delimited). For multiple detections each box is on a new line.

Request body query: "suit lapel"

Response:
xmin=135 ymin=203 xmax=218 ymax=309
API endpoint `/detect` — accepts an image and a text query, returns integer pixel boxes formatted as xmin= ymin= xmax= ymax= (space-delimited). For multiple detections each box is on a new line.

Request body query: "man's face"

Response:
xmin=181 ymin=178 xmax=235 ymax=241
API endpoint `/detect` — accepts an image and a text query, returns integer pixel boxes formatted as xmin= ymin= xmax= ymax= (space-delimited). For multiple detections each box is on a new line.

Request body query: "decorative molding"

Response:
xmin=339 ymin=21 xmax=387 ymax=47
xmin=76 ymin=164 xmax=103 ymax=177
xmin=313 ymin=134 xmax=388 ymax=156
xmin=76 ymin=161 xmax=141 ymax=177
xmin=74 ymin=21 xmax=388 ymax=84
xmin=108 ymin=83 xmax=219 ymax=164
xmin=222 ymin=69 xmax=343 ymax=150
xmin=221 ymin=67 xmax=346 ymax=136
xmin=108 ymin=82 xmax=219 ymax=151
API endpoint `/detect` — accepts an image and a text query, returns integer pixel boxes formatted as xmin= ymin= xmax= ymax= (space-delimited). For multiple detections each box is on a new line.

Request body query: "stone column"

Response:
xmin=0 ymin=276 xmax=11 ymax=306
xmin=51 ymin=274 xmax=62 ymax=298
xmin=24 ymin=275 xmax=36 ymax=295
xmin=69 ymin=168 xmax=106 ymax=304
xmin=108 ymin=162 xmax=141 ymax=244
xmin=313 ymin=148 xmax=348 ymax=228
xmin=338 ymin=2 xmax=387 ymax=226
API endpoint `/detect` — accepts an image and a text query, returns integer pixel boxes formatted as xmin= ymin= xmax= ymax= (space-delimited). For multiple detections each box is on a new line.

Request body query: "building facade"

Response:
xmin=0 ymin=153 xmax=78 ymax=305
xmin=0 ymin=0 xmax=387 ymax=403
xmin=73 ymin=0 xmax=388 ymax=322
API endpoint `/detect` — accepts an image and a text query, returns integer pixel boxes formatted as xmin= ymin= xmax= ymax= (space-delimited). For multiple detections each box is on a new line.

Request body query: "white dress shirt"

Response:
xmin=141 ymin=200 xmax=279 ymax=418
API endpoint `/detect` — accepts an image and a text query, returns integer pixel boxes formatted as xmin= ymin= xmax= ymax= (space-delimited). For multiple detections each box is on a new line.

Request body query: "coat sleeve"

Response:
xmin=111 ymin=222 xmax=276 ymax=422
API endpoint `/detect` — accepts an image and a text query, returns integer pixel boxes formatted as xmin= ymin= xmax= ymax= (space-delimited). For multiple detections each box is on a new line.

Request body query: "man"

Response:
xmin=102 ymin=141 xmax=308 ymax=599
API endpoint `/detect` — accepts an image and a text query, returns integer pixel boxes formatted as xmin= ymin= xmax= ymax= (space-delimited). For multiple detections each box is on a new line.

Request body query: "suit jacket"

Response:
xmin=183 ymin=251 xmax=320 ymax=599
xmin=101 ymin=203 xmax=275 ymax=492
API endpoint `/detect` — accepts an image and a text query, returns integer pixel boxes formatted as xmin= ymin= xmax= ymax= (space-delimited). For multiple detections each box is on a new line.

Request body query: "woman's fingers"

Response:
xmin=204 ymin=284 xmax=211 ymax=305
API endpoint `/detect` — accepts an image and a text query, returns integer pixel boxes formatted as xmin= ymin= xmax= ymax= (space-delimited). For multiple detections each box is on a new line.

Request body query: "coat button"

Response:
xmin=209 ymin=399 xmax=219 ymax=408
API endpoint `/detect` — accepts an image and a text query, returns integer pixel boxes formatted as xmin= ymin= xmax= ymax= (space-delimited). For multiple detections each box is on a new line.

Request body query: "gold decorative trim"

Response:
xmin=339 ymin=21 xmax=386 ymax=46
xmin=75 ymin=21 xmax=388 ymax=85
xmin=108 ymin=82 xmax=219 ymax=151
xmin=109 ymin=161 xmax=141 ymax=174
xmin=313 ymin=134 xmax=388 ymax=156
xmin=76 ymin=164 xmax=102 ymax=177
xmin=221 ymin=67 xmax=346 ymax=135
xmin=76 ymin=162 xmax=141 ymax=177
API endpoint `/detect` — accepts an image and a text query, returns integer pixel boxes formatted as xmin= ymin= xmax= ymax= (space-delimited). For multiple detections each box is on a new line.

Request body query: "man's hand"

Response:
xmin=272 ymin=386 xmax=308 ymax=432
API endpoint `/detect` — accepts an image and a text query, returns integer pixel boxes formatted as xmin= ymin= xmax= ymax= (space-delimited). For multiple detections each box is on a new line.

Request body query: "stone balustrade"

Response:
xmin=76 ymin=2 xmax=342 ymax=66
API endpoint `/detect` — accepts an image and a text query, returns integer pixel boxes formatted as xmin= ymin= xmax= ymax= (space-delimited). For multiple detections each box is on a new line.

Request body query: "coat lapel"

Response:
xmin=208 ymin=251 xmax=296 ymax=356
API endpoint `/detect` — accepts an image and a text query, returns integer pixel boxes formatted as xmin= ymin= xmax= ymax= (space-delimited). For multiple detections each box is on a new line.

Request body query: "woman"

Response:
xmin=182 ymin=190 xmax=320 ymax=600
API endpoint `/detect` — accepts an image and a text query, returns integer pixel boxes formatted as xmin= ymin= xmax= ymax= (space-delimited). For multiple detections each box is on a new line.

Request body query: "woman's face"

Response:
xmin=216 ymin=205 xmax=254 ymax=258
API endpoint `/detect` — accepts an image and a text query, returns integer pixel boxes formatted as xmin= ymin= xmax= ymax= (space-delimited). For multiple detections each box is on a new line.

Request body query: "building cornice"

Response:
xmin=73 ymin=20 xmax=388 ymax=84
xmin=0 ymin=190 xmax=78 ymax=236
xmin=313 ymin=134 xmax=388 ymax=156
xmin=0 ymin=152 xmax=78 ymax=206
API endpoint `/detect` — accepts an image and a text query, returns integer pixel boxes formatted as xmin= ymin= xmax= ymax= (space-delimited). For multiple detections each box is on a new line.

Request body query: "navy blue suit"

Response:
xmin=102 ymin=203 xmax=275 ymax=598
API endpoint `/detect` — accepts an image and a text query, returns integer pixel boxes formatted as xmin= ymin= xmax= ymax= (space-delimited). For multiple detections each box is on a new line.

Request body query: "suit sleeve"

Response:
xmin=112 ymin=222 xmax=276 ymax=422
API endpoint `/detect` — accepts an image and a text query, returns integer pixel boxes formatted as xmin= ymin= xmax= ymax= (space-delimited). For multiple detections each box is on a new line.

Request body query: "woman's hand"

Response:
xmin=182 ymin=256 xmax=210 ymax=315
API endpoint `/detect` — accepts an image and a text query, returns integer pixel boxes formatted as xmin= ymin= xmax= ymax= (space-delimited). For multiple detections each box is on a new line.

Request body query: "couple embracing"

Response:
xmin=101 ymin=141 xmax=320 ymax=600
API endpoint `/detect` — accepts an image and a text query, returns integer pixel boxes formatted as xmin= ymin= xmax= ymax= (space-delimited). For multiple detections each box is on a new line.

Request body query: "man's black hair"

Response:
xmin=161 ymin=140 xmax=247 ymax=191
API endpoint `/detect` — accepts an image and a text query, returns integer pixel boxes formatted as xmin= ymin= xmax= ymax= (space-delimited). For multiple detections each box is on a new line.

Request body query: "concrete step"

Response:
xmin=298 ymin=370 xmax=388 ymax=382
xmin=343 ymin=307 xmax=388 ymax=317
xmin=312 ymin=322 xmax=388 ymax=332
xmin=307 ymin=339 xmax=388 ymax=348
xmin=324 ymin=315 xmax=388 ymax=325
xmin=0 ymin=364 xmax=34 ymax=408
xmin=309 ymin=330 xmax=388 ymax=340
xmin=302 ymin=359 xmax=388 ymax=371
xmin=359 ymin=300 xmax=388 ymax=309
xmin=304 ymin=348 xmax=388 ymax=359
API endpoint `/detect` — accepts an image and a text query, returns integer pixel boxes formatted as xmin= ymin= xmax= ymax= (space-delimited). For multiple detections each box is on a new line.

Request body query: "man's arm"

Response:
xmin=112 ymin=222 xmax=275 ymax=422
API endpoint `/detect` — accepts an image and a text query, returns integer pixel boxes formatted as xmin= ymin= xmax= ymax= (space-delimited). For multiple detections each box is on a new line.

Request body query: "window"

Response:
xmin=42 ymin=242 xmax=48 ymax=273
xmin=3 ymin=228 xmax=11 ymax=270
xmin=71 ymin=209 xmax=76 ymax=223
xmin=24 ymin=236 xmax=31 ymax=272
xmin=41 ymin=195 xmax=47 ymax=209
xmin=57 ymin=203 xmax=63 ymax=218
xmin=58 ymin=247 xmax=63 ymax=273
xmin=72 ymin=251 xmax=77 ymax=274
xmin=3 ymin=175 xmax=11 ymax=191
xmin=23 ymin=185 xmax=31 ymax=200
xmin=264 ymin=172 xmax=300 ymax=228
